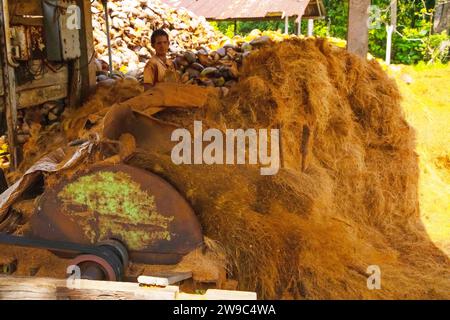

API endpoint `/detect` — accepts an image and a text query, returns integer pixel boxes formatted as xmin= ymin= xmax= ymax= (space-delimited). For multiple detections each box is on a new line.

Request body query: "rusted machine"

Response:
xmin=31 ymin=164 xmax=203 ymax=266
xmin=0 ymin=163 xmax=204 ymax=281
xmin=0 ymin=0 xmax=211 ymax=284
xmin=0 ymin=103 xmax=207 ymax=282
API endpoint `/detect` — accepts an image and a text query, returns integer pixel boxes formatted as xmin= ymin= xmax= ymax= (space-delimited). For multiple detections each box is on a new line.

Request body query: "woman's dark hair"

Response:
xmin=151 ymin=29 xmax=169 ymax=46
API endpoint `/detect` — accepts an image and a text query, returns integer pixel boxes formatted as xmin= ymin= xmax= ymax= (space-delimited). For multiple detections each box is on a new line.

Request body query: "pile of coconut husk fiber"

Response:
xmin=7 ymin=38 xmax=449 ymax=299
xmin=125 ymin=38 xmax=450 ymax=299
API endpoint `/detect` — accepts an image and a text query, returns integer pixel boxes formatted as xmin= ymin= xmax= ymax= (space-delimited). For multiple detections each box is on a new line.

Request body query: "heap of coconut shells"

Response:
xmin=171 ymin=35 xmax=272 ymax=88
xmin=92 ymin=0 xmax=227 ymax=74
xmin=91 ymin=0 xmax=310 ymax=87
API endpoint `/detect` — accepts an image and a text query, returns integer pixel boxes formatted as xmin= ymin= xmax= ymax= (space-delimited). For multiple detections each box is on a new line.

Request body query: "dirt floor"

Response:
xmin=391 ymin=63 xmax=450 ymax=256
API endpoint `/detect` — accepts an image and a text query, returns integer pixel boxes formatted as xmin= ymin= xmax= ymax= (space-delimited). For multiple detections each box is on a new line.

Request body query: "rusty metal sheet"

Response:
xmin=31 ymin=164 xmax=203 ymax=265
xmin=162 ymin=0 xmax=326 ymax=20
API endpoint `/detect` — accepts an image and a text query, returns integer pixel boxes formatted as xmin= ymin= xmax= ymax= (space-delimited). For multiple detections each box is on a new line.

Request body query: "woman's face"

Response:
xmin=152 ymin=35 xmax=169 ymax=56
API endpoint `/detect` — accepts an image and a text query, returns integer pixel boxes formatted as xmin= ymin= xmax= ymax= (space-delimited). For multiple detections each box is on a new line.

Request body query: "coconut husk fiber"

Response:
xmin=6 ymin=38 xmax=449 ymax=299
xmin=125 ymin=38 xmax=450 ymax=299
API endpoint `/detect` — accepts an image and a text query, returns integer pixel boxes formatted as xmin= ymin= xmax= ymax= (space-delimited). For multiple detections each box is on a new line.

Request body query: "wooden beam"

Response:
xmin=0 ymin=275 xmax=257 ymax=300
xmin=0 ymin=0 xmax=19 ymax=169
xmin=347 ymin=0 xmax=370 ymax=58
xmin=0 ymin=275 xmax=179 ymax=300
xmin=77 ymin=0 xmax=97 ymax=104
xmin=208 ymin=16 xmax=325 ymax=22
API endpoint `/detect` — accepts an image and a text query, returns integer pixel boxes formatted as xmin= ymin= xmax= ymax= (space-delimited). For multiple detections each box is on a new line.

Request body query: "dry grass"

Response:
xmin=390 ymin=63 xmax=450 ymax=256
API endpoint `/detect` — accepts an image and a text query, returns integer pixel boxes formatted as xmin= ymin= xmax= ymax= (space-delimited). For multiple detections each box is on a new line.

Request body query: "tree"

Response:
xmin=434 ymin=0 xmax=450 ymax=33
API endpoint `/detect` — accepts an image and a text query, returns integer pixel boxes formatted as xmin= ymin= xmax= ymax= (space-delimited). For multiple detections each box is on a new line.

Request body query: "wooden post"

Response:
xmin=297 ymin=16 xmax=302 ymax=35
xmin=347 ymin=0 xmax=370 ymax=58
xmin=390 ymin=0 xmax=397 ymax=29
xmin=0 ymin=0 xmax=18 ymax=169
xmin=434 ymin=1 xmax=450 ymax=34
xmin=77 ymin=0 xmax=97 ymax=104
xmin=307 ymin=19 xmax=314 ymax=36
xmin=284 ymin=15 xmax=289 ymax=34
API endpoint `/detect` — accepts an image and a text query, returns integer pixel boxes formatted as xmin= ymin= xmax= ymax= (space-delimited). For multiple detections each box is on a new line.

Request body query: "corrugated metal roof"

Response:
xmin=162 ymin=0 xmax=325 ymax=20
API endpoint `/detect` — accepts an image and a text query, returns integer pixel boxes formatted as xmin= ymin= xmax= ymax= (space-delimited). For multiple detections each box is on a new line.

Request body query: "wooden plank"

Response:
xmin=10 ymin=16 xmax=43 ymax=26
xmin=16 ymin=66 xmax=69 ymax=92
xmin=17 ymin=84 xmax=68 ymax=109
xmin=0 ymin=275 xmax=257 ymax=300
xmin=0 ymin=275 xmax=179 ymax=300
xmin=347 ymin=0 xmax=370 ymax=58
xmin=138 ymin=272 xmax=193 ymax=287
xmin=62 ymin=279 xmax=179 ymax=300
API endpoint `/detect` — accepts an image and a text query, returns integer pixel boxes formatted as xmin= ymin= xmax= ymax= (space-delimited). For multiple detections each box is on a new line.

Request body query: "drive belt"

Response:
xmin=0 ymin=233 xmax=124 ymax=280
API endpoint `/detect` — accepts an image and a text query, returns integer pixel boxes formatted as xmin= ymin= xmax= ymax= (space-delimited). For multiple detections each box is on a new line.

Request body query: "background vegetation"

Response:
xmin=211 ymin=0 xmax=449 ymax=64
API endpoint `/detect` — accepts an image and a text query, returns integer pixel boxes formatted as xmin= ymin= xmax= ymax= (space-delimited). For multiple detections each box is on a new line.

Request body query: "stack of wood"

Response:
xmin=91 ymin=0 xmax=227 ymax=74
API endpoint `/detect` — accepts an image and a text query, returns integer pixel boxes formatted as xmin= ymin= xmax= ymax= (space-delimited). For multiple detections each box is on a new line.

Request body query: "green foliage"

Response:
xmin=368 ymin=0 xmax=449 ymax=64
xmin=210 ymin=21 xmax=236 ymax=38
xmin=316 ymin=0 xmax=349 ymax=38
xmin=209 ymin=0 xmax=449 ymax=64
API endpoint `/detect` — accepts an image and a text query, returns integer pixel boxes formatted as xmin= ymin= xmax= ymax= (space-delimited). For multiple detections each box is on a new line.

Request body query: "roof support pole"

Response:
xmin=297 ymin=16 xmax=302 ymax=35
xmin=0 ymin=0 xmax=19 ymax=169
xmin=76 ymin=0 xmax=97 ymax=103
xmin=308 ymin=19 xmax=314 ymax=36
xmin=284 ymin=15 xmax=289 ymax=34
xmin=347 ymin=0 xmax=370 ymax=58
xmin=386 ymin=0 xmax=397 ymax=65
